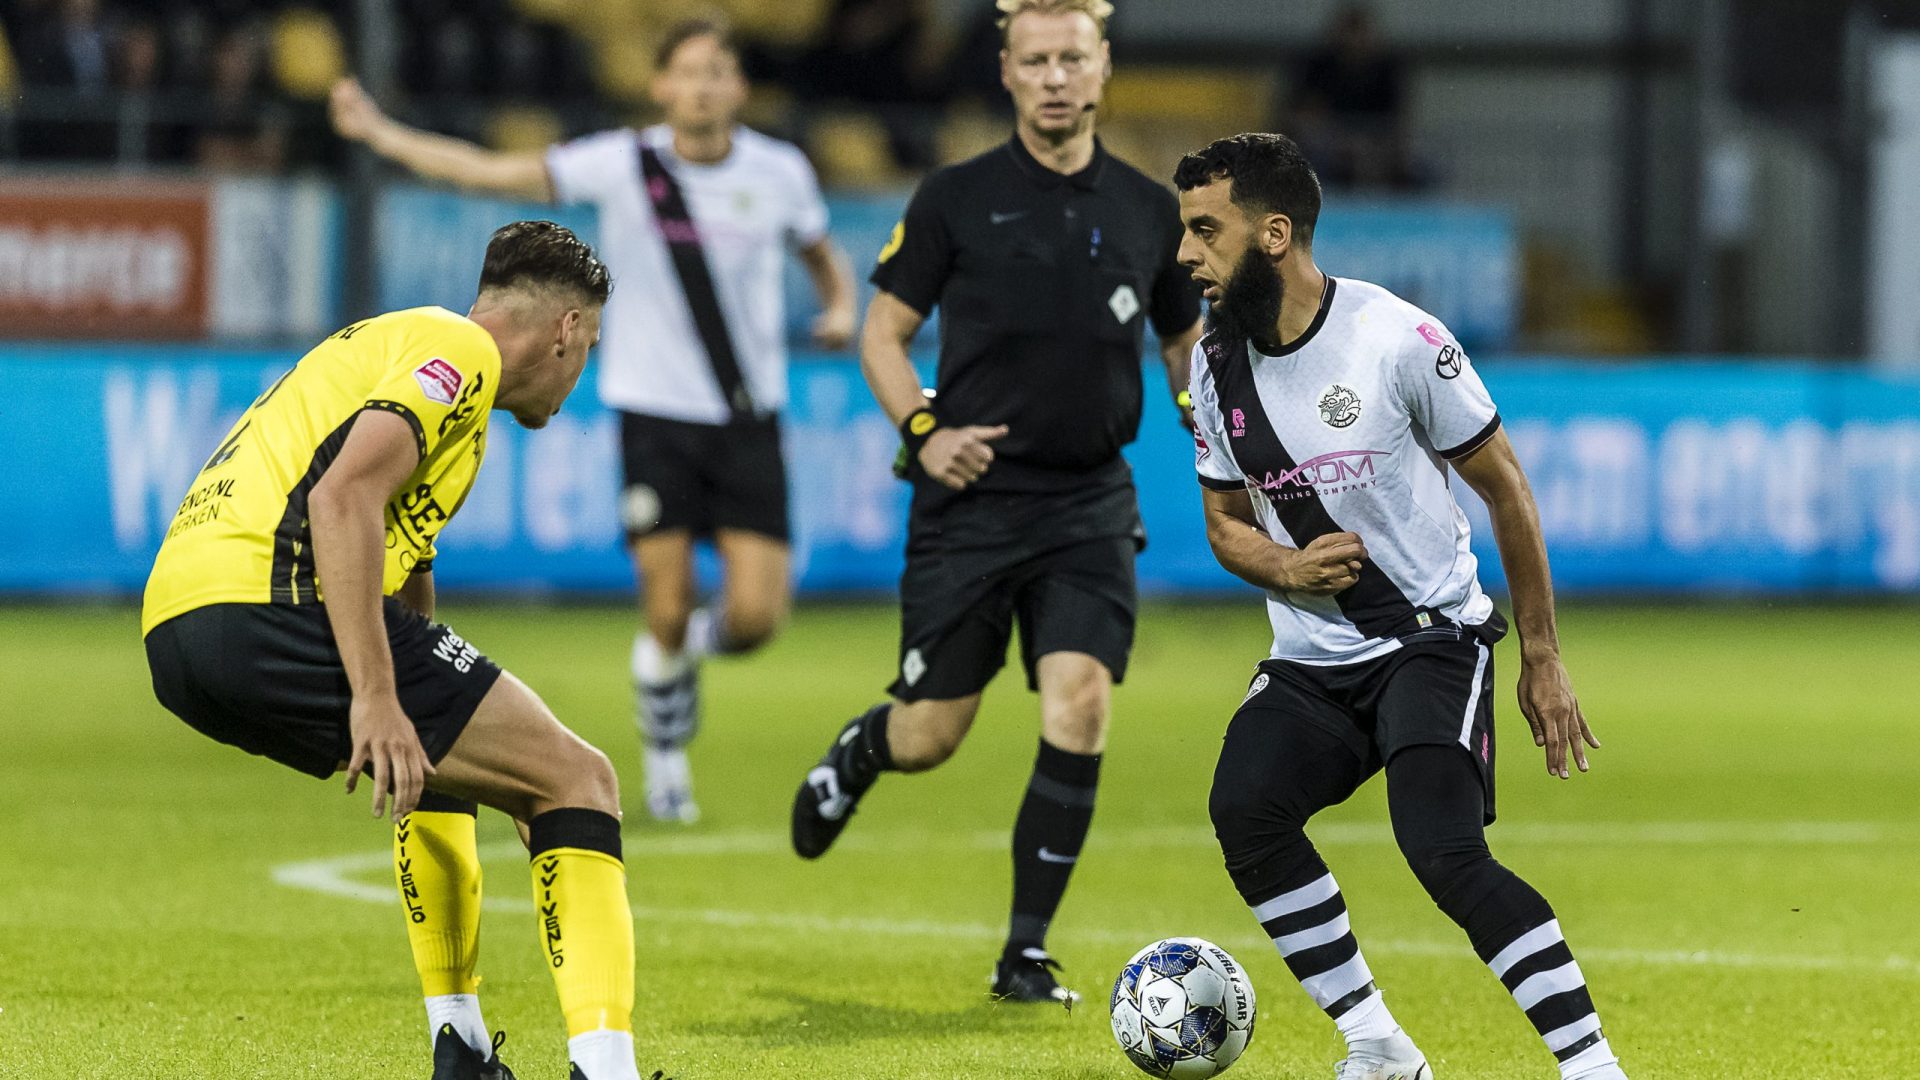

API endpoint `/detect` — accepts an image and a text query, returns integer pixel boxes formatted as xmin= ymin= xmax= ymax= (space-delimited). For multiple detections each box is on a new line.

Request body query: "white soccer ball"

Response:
xmin=1110 ymin=937 xmax=1257 ymax=1078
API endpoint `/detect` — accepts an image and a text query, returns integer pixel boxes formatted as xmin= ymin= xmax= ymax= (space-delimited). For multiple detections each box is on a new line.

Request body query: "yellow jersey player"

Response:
xmin=142 ymin=222 xmax=661 ymax=1080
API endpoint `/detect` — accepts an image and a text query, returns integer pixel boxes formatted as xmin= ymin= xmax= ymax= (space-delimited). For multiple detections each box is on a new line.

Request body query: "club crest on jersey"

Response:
xmin=1242 ymin=673 xmax=1270 ymax=704
xmin=1318 ymin=384 xmax=1362 ymax=429
xmin=413 ymin=358 xmax=463 ymax=405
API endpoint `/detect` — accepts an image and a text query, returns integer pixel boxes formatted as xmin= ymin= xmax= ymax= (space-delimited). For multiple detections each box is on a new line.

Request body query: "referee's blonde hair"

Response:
xmin=996 ymin=0 xmax=1115 ymax=42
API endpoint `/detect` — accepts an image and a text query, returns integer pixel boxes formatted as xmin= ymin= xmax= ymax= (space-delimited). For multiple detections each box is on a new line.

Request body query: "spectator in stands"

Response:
xmin=194 ymin=22 xmax=287 ymax=172
xmin=790 ymin=0 xmax=945 ymax=168
xmin=1286 ymin=3 xmax=1422 ymax=190
xmin=17 ymin=0 xmax=110 ymax=91
xmin=110 ymin=15 xmax=185 ymax=163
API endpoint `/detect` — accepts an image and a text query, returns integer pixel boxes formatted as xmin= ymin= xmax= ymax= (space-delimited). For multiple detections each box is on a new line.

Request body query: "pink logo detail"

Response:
xmin=1416 ymin=322 xmax=1448 ymax=348
xmin=658 ymin=219 xmax=701 ymax=244
xmin=1481 ymin=731 xmax=1490 ymax=763
xmin=1250 ymin=449 xmax=1391 ymax=499
xmin=647 ymin=176 xmax=671 ymax=201
xmin=1230 ymin=408 xmax=1247 ymax=438
xmin=412 ymin=358 xmax=463 ymax=405
xmin=1194 ymin=430 xmax=1210 ymax=458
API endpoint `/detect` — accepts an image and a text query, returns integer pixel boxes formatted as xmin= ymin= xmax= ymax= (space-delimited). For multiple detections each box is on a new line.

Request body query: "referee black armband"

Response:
xmin=892 ymin=408 xmax=939 ymax=479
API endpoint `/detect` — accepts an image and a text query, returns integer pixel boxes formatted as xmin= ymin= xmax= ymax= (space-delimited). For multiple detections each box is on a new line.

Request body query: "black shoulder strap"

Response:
xmin=638 ymin=142 xmax=754 ymax=420
xmin=1200 ymin=331 xmax=1419 ymax=640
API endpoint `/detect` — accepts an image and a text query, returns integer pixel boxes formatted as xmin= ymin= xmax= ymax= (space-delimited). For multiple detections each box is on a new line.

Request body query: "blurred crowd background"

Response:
xmin=7 ymin=0 xmax=1920 ymax=356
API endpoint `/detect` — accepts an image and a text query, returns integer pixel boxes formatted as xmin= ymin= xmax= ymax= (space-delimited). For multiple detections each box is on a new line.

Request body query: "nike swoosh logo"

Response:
xmin=990 ymin=211 xmax=1028 ymax=225
xmin=1037 ymin=847 xmax=1077 ymax=864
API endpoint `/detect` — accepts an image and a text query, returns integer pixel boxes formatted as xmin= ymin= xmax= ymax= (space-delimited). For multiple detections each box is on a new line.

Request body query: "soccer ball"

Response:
xmin=1109 ymin=937 xmax=1257 ymax=1078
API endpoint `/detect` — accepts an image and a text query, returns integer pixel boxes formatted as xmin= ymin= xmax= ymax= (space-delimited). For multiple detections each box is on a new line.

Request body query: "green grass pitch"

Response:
xmin=2 ymin=600 xmax=1915 ymax=1078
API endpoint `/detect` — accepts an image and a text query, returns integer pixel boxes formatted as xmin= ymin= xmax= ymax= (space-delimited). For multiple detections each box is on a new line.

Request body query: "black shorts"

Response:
xmin=890 ymin=534 xmax=1138 ymax=702
xmin=144 ymin=599 xmax=503 ymax=780
xmin=618 ymin=411 xmax=789 ymax=543
xmin=1234 ymin=625 xmax=1503 ymax=823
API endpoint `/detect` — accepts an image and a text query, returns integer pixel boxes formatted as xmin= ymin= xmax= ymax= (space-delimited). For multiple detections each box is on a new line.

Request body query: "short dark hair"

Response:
xmin=478 ymin=220 xmax=610 ymax=304
xmin=655 ymin=17 xmax=736 ymax=70
xmin=1173 ymin=133 xmax=1323 ymax=246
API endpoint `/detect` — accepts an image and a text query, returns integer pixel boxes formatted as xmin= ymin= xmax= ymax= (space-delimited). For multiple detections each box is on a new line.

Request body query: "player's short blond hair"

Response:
xmin=996 ymin=0 xmax=1114 ymax=44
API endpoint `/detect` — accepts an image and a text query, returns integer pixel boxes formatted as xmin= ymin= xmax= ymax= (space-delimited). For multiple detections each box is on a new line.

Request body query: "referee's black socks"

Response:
xmin=837 ymin=703 xmax=895 ymax=791
xmin=1005 ymin=738 xmax=1101 ymax=957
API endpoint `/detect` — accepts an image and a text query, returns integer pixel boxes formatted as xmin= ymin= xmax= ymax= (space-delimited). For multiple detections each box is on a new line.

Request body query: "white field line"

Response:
xmin=273 ymin=821 xmax=1919 ymax=980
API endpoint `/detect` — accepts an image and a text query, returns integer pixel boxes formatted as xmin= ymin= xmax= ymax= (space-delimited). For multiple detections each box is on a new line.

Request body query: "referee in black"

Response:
xmin=787 ymin=0 xmax=1203 ymax=1004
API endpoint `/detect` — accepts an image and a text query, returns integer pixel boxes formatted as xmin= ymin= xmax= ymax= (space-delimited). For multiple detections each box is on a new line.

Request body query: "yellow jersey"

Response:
xmin=141 ymin=307 xmax=502 ymax=636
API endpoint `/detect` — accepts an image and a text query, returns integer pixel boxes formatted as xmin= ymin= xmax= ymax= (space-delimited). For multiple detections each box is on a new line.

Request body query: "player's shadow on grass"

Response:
xmin=694 ymin=988 xmax=1107 ymax=1067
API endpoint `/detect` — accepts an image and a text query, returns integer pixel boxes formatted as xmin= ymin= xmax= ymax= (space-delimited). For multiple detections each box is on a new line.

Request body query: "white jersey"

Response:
xmin=546 ymin=124 xmax=830 ymax=423
xmin=1191 ymin=276 xmax=1502 ymax=665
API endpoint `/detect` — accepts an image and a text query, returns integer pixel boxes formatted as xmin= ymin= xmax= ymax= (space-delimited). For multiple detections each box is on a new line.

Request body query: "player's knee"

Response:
xmin=1394 ymin=826 xmax=1489 ymax=902
xmin=1041 ymin=671 xmax=1110 ymax=752
xmin=554 ymin=742 xmax=622 ymax=818
xmin=722 ymin=603 xmax=784 ymax=652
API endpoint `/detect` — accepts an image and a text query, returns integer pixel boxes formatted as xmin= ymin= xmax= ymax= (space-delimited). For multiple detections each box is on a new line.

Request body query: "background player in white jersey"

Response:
xmin=330 ymin=20 xmax=859 ymax=822
xmin=1174 ymin=134 xmax=1627 ymax=1080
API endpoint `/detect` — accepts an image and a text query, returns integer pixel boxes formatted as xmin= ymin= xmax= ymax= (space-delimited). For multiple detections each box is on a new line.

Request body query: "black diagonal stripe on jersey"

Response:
xmin=1199 ymin=321 xmax=1418 ymax=640
xmin=269 ymin=414 xmax=359 ymax=604
xmin=637 ymin=143 xmax=754 ymax=420
xmin=1258 ymin=891 xmax=1347 ymax=941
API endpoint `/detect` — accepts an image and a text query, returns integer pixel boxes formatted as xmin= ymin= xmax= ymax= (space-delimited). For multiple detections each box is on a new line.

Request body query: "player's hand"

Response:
xmin=812 ymin=306 xmax=856 ymax=351
xmin=344 ymin=694 xmax=435 ymax=819
xmin=1282 ymin=532 xmax=1367 ymax=594
xmin=328 ymin=77 xmax=386 ymax=144
xmin=1517 ymin=651 xmax=1599 ymax=780
xmin=1174 ymin=390 xmax=1196 ymax=434
xmin=919 ymin=424 xmax=1010 ymax=490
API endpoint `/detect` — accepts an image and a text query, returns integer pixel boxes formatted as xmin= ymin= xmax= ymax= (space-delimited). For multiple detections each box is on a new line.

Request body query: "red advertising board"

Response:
xmin=0 ymin=178 xmax=210 ymax=339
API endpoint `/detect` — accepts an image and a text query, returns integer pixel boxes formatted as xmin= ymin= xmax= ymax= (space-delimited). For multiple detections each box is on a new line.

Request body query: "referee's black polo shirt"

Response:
xmin=871 ymin=135 xmax=1202 ymax=499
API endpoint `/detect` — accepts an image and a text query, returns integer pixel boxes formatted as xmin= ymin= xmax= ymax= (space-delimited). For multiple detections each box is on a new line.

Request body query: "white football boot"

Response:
xmin=1336 ymin=1031 xmax=1432 ymax=1080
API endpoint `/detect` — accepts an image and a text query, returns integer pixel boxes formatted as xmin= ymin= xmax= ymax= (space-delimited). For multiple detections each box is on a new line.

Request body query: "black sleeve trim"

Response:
xmin=1198 ymin=472 xmax=1245 ymax=492
xmin=1439 ymin=412 xmax=1502 ymax=461
xmin=867 ymin=280 xmax=934 ymax=319
xmin=362 ymin=400 xmax=427 ymax=460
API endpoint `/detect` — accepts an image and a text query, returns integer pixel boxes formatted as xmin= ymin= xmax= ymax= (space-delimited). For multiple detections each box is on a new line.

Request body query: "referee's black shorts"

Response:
xmin=144 ymin=599 xmax=502 ymax=779
xmin=618 ymin=411 xmax=790 ymax=543
xmin=889 ymin=534 xmax=1139 ymax=702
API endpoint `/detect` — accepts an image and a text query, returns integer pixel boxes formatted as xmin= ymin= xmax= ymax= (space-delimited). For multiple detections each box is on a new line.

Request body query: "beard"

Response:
xmin=1204 ymin=244 xmax=1285 ymax=347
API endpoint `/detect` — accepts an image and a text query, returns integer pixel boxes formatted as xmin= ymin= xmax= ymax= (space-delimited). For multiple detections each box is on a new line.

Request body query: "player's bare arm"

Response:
xmin=799 ymin=237 xmax=859 ymax=350
xmin=1201 ymin=486 xmax=1366 ymax=595
xmin=1452 ymin=427 xmax=1600 ymax=780
xmin=308 ymin=407 xmax=436 ymax=819
xmin=329 ymin=77 xmax=553 ymax=201
xmin=860 ymin=289 xmax=1008 ymax=490
xmin=396 ymin=563 xmax=434 ymax=620
xmin=1162 ymin=318 xmax=1204 ymax=429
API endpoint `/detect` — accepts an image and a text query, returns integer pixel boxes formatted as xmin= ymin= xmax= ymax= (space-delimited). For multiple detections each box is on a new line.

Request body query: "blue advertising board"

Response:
xmin=2 ymin=347 xmax=1915 ymax=597
xmin=374 ymin=185 xmax=1516 ymax=352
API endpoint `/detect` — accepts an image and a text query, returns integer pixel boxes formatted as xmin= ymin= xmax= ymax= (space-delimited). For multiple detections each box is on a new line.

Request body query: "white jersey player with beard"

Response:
xmin=1189 ymin=275 xmax=1504 ymax=665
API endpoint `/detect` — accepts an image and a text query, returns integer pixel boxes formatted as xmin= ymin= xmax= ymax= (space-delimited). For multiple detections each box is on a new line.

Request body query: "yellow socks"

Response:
xmin=527 ymin=807 xmax=636 ymax=1079
xmin=395 ymin=795 xmax=493 ymax=1054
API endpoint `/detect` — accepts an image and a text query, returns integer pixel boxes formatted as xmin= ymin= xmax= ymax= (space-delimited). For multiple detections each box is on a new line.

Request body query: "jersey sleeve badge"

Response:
xmin=413 ymin=358 xmax=464 ymax=405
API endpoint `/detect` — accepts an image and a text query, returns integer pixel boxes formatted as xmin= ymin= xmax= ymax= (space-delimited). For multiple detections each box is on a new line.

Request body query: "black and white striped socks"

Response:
xmin=1249 ymin=870 xmax=1401 ymax=1043
xmin=1480 ymin=918 xmax=1619 ymax=1078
